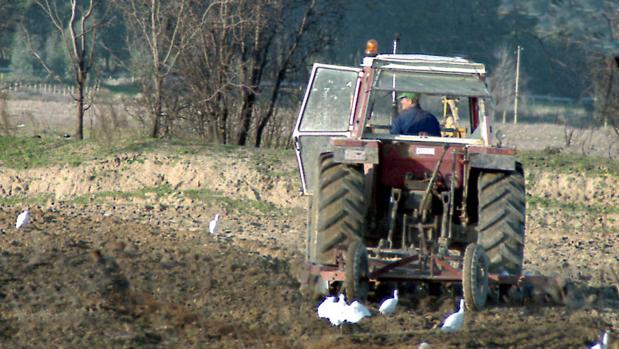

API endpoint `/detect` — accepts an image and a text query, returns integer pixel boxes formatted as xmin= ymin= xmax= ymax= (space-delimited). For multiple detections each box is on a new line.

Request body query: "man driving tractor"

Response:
xmin=390 ymin=92 xmax=441 ymax=137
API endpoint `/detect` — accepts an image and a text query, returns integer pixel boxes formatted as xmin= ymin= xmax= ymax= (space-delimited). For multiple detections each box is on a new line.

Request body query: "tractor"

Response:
xmin=292 ymin=41 xmax=526 ymax=310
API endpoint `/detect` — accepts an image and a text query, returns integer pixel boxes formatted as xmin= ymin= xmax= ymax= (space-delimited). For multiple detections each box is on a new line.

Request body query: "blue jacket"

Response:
xmin=390 ymin=105 xmax=441 ymax=136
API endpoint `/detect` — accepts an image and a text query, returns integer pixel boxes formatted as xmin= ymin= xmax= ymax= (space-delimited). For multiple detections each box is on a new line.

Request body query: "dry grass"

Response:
xmin=0 ymin=90 xmax=13 ymax=136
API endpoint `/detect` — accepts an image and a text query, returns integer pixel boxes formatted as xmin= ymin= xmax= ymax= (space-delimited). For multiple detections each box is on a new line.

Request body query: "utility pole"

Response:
xmin=513 ymin=45 xmax=522 ymax=124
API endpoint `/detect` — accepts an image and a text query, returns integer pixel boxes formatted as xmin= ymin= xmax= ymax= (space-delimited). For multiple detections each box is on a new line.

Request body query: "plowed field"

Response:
xmin=0 ymin=142 xmax=617 ymax=348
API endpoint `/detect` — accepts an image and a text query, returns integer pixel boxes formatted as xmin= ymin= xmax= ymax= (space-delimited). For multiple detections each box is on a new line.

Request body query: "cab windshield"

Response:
xmin=364 ymin=68 xmax=489 ymax=139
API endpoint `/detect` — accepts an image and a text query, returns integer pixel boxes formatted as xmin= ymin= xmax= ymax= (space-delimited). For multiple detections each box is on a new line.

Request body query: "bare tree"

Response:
xmin=118 ymin=0 xmax=214 ymax=138
xmin=33 ymin=0 xmax=102 ymax=140
xmin=563 ymin=119 xmax=575 ymax=147
xmin=175 ymin=0 xmax=343 ymax=146
xmin=488 ymin=46 xmax=516 ymax=124
xmin=589 ymin=52 xmax=619 ymax=133
xmin=0 ymin=2 xmax=21 ymax=61
xmin=235 ymin=0 xmax=275 ymax=146
xmin=0 ymin=89 xmax=12 ymax=136
xmin=173 ymin=0 xmax=239 ymax=143
xmin=112 ymin=0 xmax=344 ymax=144
xmin=588 ymin=9 xmax=619 ymax=135
xmin=253 ymin=0 xmax=342 ymax=147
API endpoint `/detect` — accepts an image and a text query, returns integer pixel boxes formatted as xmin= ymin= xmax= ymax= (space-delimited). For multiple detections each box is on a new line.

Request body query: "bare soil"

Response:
xmin=0 ymin=144 xmax=617 ymax=349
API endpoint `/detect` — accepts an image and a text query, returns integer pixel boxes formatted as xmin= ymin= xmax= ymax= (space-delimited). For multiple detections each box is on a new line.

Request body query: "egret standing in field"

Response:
xmin=590 ymin=330 xmax=609 ymax=349
xmin=317 ymin=296 xmax=337 ymax=319
xmin=345 ymin=300 xmax=371 ymax=323
xmin=16 ymin=210 xmax=30 ymax=230
xmin=327 ymin=294 xmax=348 ymax=327
xmin=379 ymin=289 xmax=399 ymax=315
xmin=209 ymin=214 xmax=220 ymax=234
xmin=440 ymin=299 xmax=465 ymax=333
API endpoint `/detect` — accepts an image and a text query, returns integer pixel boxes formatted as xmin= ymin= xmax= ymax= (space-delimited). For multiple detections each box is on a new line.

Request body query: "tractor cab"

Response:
xmin=360 ymin=54 xmax=491 ymax=142
xmin=293 ymin=52 xmax=495 ymax=195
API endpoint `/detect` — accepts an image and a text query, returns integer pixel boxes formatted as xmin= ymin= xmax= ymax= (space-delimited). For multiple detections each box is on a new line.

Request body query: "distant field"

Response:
xmin=1 ymin=94 xmax=617 ymax=159
xmin=497 ymin=123 xmax=618 ymax=158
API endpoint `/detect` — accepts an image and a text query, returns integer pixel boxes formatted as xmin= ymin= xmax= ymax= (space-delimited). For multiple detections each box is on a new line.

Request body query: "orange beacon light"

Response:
xmin=365 ymin=39 xmax=378 ymax=57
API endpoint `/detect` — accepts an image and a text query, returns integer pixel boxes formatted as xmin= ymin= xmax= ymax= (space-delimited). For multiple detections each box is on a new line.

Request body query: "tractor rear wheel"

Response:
xmin=477 ymin=163 xmax=526 ymax=275
xmin=315 ymin=153 xmax=366 ymax=264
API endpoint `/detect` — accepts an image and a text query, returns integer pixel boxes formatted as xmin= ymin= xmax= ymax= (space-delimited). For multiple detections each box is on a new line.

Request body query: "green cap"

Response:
xmin=398 ymin=92 xmax=418 ymax=100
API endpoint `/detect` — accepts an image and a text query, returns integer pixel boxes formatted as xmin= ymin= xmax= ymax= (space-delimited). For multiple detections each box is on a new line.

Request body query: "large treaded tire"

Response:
xmin=306 ymin=195 xmax=318 ymax=262
xmin=477 ymin=162 xmax=526 ymax=275
xmin=315 ymin=153 xmax=366 ymax=265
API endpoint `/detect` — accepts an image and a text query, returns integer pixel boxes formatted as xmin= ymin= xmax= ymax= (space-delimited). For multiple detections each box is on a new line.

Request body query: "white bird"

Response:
xmin=208 ymin=214 xmax=220 ymax=234
xmin=378 ymin=289 xmax=399 ymax=315
xmin=418 ymin=342 xmax=431 ymax=349
xmin=317 ymin=296 xmax=337 ymax=319
xmin=440 ymin=299 xmax=465 ymax=333
xmin=15 ymin=210 xmax=30 ymax=230
xmin=327 ymin=294 xmax=348 ymax=326
xmin=591 ymin=330 xmax=609 ymax=349
xmin=345 ymin=300 xmax=371 ymax=323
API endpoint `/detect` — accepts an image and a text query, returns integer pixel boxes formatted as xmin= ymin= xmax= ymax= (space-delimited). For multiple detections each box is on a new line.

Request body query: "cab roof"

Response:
xmin=363 ymin=54 xmax=486 ymax=76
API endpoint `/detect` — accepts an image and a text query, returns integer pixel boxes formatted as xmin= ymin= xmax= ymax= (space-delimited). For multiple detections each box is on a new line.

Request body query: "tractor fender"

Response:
xmin=469 ymin=153 xmax=515 ymax=172
xmin=330 ymin=139 xmax=380 ymax=164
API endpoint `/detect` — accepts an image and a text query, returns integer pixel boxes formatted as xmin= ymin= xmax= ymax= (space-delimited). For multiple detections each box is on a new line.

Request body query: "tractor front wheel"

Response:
xmin=463 ymin=243 xmax=489 ymax=311
xmin=345 ymin=240 xmax=369 ymax=301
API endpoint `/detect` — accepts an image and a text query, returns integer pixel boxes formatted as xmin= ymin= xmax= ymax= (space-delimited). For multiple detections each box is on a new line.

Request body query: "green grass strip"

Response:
xmin=528 ymin=195 xmax=619 ymax=215
xmin=518 ymin=150 xmax=619 ymax=177
xmin=0 ymin=136 xmax=296 ymax=172
xmin=0 ymin=186 xmax=282 ymax=216
xmin=0 ymin=193 xmax=54 ymax=206
xmin=184 ymin=188 xmax=279 ymax=214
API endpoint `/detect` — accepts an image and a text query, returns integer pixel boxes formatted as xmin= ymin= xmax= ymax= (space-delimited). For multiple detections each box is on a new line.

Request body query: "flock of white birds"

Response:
xmin=317 ymin=294 xmax=372 ymax=326
xmin=316 ymin=290 xmax=467 ymax=348
xmin=317 ymin=294 xmax=371 ymax=326
xmin=317 ymin=291 xmax=612 ymax=349
xmin=317 ymin=289 xmax=465 ymax=334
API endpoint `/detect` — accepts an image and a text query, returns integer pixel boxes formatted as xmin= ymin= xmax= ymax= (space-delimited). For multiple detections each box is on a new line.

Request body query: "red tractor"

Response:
xmin=293 ymin=42 xmax=525 ymax=310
